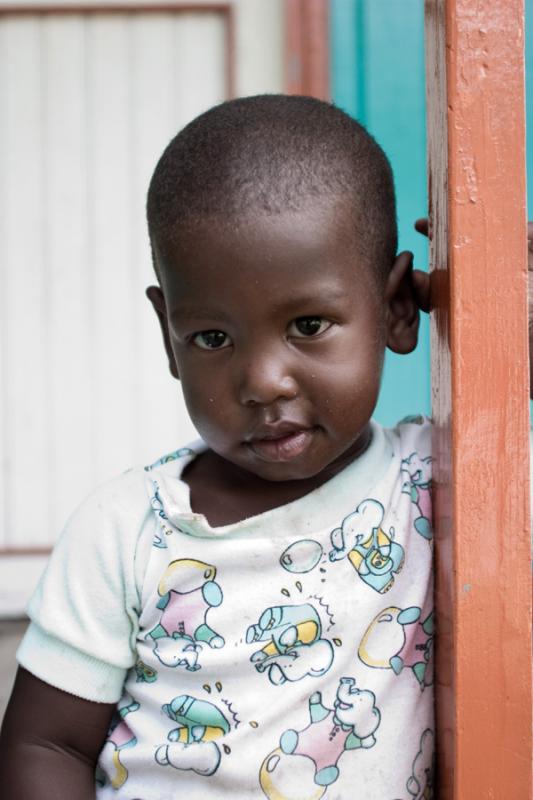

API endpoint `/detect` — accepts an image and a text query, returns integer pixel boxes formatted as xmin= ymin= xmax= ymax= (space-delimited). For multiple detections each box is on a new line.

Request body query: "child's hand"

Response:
xmin=414 ymin=218 xmax=429 ymax=239
xmin=416 ymin=216 xmax=533 ymax=399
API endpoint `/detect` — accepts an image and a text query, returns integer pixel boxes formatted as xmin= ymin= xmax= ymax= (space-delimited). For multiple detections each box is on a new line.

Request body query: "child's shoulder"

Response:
xmin=53 ymin=440 xmax=199 ymax=554
xmin=44 ymin=465 xmax=155 ymax=574
xmin=68 ymin=440 xmax=202 ymax=529
xmin=70 ymin=464 xmax=151 ymax=526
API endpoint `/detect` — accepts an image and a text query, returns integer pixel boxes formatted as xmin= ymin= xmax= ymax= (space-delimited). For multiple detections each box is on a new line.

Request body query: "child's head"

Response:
xmin=147 ymin=94 xmax=397 ymax=283
xmin=146 ymin=95 xmax=420 ymax=484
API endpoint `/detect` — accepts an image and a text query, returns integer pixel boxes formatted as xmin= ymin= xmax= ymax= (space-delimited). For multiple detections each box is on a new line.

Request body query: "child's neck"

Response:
xmin=183 ymin=430 xmax=372 ymax=527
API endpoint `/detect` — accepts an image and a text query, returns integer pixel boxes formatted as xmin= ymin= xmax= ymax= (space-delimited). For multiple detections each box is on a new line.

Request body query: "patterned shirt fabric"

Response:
xmin=17 ymin=417 xmax=434 ymax=800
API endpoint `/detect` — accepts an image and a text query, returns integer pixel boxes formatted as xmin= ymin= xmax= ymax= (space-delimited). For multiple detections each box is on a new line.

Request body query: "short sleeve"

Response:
xmin=17 ymin=468 xmax=155 ymax=703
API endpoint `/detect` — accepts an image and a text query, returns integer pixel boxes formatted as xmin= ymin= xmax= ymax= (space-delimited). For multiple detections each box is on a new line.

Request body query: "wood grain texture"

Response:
xmin=425 ymin=1 xmax=532 ymax=797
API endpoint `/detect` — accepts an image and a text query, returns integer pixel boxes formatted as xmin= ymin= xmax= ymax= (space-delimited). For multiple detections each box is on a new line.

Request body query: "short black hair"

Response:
xmin=147 ymin=94 xmax=397 ymax=280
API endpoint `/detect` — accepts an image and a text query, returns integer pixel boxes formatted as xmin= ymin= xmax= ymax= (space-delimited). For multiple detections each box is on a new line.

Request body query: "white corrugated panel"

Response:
xmin=0 ymin=10 xmax=227 ymax=551
xmin=0 ymin=1 xmax=284 ymax=615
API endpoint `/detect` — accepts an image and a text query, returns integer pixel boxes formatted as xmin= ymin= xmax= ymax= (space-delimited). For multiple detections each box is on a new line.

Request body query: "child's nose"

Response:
xmin=237 ymin=349 xmax=299 ymax=406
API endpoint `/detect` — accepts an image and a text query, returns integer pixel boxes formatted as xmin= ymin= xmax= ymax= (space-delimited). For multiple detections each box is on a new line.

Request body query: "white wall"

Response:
xmin=0 ymin=0 xmax=285 ymax=613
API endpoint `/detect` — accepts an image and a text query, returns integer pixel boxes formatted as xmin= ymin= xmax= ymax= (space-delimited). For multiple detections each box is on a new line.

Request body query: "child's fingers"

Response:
xmin=414 ymin=218 xmax=429 ymax=238
xmin=414 ymin=221 xmax=530 ymax=323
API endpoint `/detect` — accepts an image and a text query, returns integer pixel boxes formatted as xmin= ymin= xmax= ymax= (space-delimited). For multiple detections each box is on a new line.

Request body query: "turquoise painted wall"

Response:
xmin=331 ymin=0 xmax=533 ymax=426
xmin=331 ymin=0 xmax=429 ymax=426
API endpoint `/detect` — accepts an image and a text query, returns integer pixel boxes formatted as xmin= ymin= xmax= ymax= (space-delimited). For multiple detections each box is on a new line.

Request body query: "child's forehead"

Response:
xmin=155 ymin=202 xmax=385 ymax=323
xmin=158 ymin=198 xmax=373 ymax=279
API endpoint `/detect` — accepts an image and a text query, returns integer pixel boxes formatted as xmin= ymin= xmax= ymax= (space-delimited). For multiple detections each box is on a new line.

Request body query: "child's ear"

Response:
xmin=384 ymin=251 xmax=420 ymax=354
xmin=146 ymin=286 xmax=180 ymax=380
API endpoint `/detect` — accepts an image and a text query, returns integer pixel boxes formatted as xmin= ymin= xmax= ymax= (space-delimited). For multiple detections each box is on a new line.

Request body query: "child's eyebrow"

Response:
xmin=170 ymin=307 xmax=229 ymax=323
xmin=170 ymin=287 xmax=352 ymax=324
xmin=271 ymin=286 xmax=351 ymax=313
xmin=171 ymin=289 xmax=349 ymax=323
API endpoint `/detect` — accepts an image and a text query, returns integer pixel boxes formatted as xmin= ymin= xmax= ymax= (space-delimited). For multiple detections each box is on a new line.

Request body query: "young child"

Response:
xmin=0 ymin=95 xmax=435 ymax=799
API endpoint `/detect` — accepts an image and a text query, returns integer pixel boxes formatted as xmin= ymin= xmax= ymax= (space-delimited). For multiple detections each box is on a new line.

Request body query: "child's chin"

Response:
xmin=243 ymin=454 xmax=328 ymax=483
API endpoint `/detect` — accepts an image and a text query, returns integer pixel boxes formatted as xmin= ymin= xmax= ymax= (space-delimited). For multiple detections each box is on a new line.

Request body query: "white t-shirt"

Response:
xmin=18 ymin=416 xmax=434 ymax=800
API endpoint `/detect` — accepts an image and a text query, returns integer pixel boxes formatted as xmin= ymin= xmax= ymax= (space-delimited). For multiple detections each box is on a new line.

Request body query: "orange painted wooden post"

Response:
xmin=285 ymin=0 xmax=329 ymax=100
xmin=425 ymin=1 xmax=533 ymax=798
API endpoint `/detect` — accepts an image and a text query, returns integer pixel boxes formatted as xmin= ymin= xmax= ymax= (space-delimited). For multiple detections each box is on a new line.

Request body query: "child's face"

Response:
xmin=149 ymin=200 xmax=415 ymax=484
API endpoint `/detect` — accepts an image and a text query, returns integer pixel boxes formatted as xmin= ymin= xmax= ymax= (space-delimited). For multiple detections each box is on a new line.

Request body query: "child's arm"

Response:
xmin=0 ymin=469 xmax=151 ymax=797
xmin=0 ymin=667 xmax=115 ymax=798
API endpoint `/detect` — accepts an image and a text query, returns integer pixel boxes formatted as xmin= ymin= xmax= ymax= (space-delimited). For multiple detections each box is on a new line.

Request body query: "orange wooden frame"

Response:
xmin=426 ymin=1 xmax=532 ymax=797
xmin=0 ymin=2 xmax=236 ymax=97
xmin=285 ymin=0 xmax=329 ymax=100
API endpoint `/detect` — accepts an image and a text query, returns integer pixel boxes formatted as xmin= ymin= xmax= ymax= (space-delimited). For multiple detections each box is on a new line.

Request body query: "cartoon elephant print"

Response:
xmin=358 ymin=602 xmax=434 ymax=688
xmin=401 ymin=451 xmax=433 ymax=542
xmin=247 ymin=603 xmax=334 ymax=685
xmin=260 ymin=677 xmax=380 ymax=797
xmin=148 ymin=558 xmax=224 ymax=671
xmin=329 ymin=499 xmax=404 ymax=593
xmin=155 ymin=694 xmax=230 ymax=777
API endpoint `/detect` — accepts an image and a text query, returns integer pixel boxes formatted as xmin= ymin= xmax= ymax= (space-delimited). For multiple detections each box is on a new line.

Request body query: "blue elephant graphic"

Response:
xmin=329 ymin=499 xmax=404 ymax=593
xmin=246 ymin=603 xmax=334 ymax=685
xmin=155 ymin=694 xmax=230 ymax=777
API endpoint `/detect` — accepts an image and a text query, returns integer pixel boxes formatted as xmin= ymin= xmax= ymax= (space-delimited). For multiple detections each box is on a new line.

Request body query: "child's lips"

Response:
xmin=246 ymin=426 xmax=317 ymax=462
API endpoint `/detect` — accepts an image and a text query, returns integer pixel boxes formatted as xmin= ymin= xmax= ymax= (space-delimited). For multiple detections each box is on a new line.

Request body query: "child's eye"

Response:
xmin=289 ymin=317 xmax=331 ymax=338
xmin=192 ymin=330 xmax=231 ymax=350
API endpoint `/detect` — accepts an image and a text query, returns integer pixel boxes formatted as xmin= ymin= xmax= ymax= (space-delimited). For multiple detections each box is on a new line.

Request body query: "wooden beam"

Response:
xmin=285 ymin=0 xmax=329 ymax=100
xmin=425 ymin=1 xmax=532 ymax=798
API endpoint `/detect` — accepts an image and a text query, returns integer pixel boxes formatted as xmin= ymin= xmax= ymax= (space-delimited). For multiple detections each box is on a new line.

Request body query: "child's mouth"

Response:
xmin=246 ymin=427 xmax=316 ymax=462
